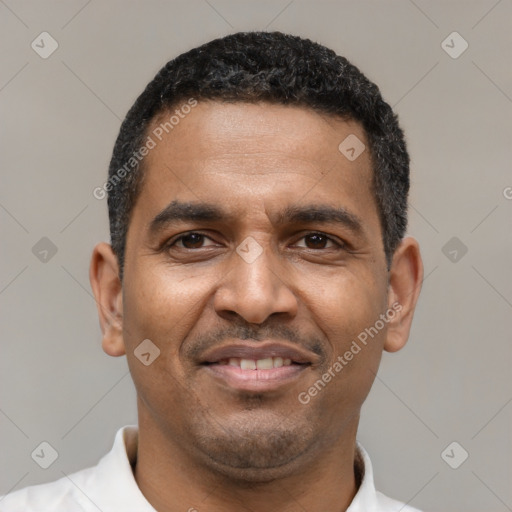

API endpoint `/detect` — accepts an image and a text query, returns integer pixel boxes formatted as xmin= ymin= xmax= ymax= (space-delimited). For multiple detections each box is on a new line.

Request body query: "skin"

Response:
xmin=90 ymin=101 xmax=423 ymax=512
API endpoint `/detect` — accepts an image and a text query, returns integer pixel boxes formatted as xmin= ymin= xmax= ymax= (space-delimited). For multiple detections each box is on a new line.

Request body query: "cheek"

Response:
xmin=302 ymin=266 xmax=387 ymax=343
xmin=121 ymin=266 xmax=218 ymax=394
xmin=301 ymin=269 xmax=386 ymax=406
xmin=120 ymin=269 xmax=205 ymax=427
xmin=123 ymin=265 xmax=213 ymax=344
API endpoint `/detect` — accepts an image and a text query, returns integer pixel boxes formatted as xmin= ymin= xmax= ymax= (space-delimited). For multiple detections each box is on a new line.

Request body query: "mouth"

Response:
xmin=199 ymin=342 xmax=315 ymax=392
xmin=207 ymin=356 xmax=297 ymax=369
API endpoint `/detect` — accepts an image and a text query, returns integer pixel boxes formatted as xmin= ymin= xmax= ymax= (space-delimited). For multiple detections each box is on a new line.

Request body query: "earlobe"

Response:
xmin=89 ymin=242 xmax=126 ymax=357
xmin=383 ymin=237 xmax=424 ymax=353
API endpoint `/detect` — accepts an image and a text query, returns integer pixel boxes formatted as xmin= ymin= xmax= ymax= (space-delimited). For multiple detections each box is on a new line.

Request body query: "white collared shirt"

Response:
xmin=0 ymin=425 xmax=422 ymax=512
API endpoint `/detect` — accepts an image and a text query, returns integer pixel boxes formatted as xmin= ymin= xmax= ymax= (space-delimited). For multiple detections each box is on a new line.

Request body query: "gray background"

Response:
xmin=1 ymin=1 xmax=511 ymax=511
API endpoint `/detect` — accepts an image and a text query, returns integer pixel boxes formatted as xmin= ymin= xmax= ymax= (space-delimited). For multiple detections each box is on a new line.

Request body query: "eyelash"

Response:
xmin=165 ymin=231 xmax=346 ymax=251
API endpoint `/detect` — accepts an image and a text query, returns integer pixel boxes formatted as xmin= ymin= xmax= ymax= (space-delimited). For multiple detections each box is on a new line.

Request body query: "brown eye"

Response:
xmin=295 ymin=233 xmax=338 ymax=250
xmin=306 ymin=234 xmax=329 ymax=249
xmin=169 ymin=232 xmax=217 ymax=250
xmin=180 ymin=233 xmax=205 ymax=248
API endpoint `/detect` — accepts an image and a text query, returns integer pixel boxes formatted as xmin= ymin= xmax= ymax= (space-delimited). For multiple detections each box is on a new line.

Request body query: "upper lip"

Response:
xmin=200 ymin=341 xmax=317 ymax=365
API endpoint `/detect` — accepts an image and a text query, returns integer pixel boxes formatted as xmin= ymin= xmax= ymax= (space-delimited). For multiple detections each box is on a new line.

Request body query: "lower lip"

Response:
xmin=202 ymin=363 xmax=309 ymax=392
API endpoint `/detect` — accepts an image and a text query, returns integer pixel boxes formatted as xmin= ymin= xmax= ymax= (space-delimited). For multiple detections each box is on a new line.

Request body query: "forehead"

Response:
xmin=147 ymin=101 xmax=368 ymax=172
xmin=132 ymin=101 xmax=380 ymax=239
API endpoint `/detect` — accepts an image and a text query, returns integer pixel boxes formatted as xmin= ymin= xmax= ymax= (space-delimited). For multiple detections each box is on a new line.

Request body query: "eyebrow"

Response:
xmin=148 ymin=200 xmax=365 ymax=238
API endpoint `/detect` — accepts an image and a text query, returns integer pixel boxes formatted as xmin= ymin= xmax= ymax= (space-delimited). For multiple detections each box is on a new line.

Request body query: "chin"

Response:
xmin=189 ymin=417 xmax=319 ymax=483
xmin=200 ymin=449 xmax=312 ymax=485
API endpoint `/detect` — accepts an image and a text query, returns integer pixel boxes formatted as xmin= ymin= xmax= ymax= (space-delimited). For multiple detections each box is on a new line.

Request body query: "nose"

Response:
xmin=213 ymin=240 xmax=298 ymax=324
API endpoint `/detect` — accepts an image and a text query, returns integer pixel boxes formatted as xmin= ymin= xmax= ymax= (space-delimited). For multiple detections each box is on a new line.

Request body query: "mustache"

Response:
xmin=184 ymin=322 xmax=326 ymax=362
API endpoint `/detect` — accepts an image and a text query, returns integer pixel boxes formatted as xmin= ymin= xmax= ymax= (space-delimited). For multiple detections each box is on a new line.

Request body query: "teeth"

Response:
xmin=240 ymin=359 xmax=256 ymax=370
xmin=256 ymin=358 xmax=273 ymax=370
xmin=222 ymin=357 xmax=293 ymax=369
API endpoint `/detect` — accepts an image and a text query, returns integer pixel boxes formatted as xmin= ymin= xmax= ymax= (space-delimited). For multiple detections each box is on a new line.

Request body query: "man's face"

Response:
xmin=120 ymin=101 xmax=392 ymax=479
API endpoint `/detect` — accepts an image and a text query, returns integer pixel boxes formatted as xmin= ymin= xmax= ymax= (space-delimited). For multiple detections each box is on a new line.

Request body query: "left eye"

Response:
xmin=294 ymin=233 xmax=339 ymax=250
xmin=171 ymin=233 xmax=217 ymax=249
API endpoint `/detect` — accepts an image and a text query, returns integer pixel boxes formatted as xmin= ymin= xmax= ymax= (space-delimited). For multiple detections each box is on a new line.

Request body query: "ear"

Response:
xmin=384 ymin=236 xmax=424 ymax=353
xmin=89 ymin=242 xmax=125 ymax=357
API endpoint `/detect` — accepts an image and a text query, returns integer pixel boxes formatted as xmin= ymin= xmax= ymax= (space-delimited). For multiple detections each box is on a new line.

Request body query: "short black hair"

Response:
xmin=107 ymin=31 xmax=409 ymax=281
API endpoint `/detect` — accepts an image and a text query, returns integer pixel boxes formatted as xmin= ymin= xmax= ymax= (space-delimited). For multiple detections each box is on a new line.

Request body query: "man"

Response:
xmin=2 ymin=31 xmax=423 ymax=511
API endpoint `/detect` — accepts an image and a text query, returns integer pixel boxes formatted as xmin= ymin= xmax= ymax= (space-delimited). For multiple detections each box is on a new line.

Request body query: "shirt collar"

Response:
xmin=86 ymin=425 xmax=155 ymax=511
xmin=346 ymin=441 xmax=380 ymax=511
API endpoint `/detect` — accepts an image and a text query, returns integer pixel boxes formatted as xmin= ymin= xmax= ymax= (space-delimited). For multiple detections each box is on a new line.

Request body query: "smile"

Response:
xmin=198 ymin=341 xmax=317 ymax=392
xmin=202 ymin=357 xmax=310 ymax=392
xmin=216 ymin=356 xmax=293 ymax=369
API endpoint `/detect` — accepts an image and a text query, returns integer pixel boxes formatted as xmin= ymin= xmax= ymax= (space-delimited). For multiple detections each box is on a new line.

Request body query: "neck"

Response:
xmin=133 ymin=412 xmax=361 ymax=512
